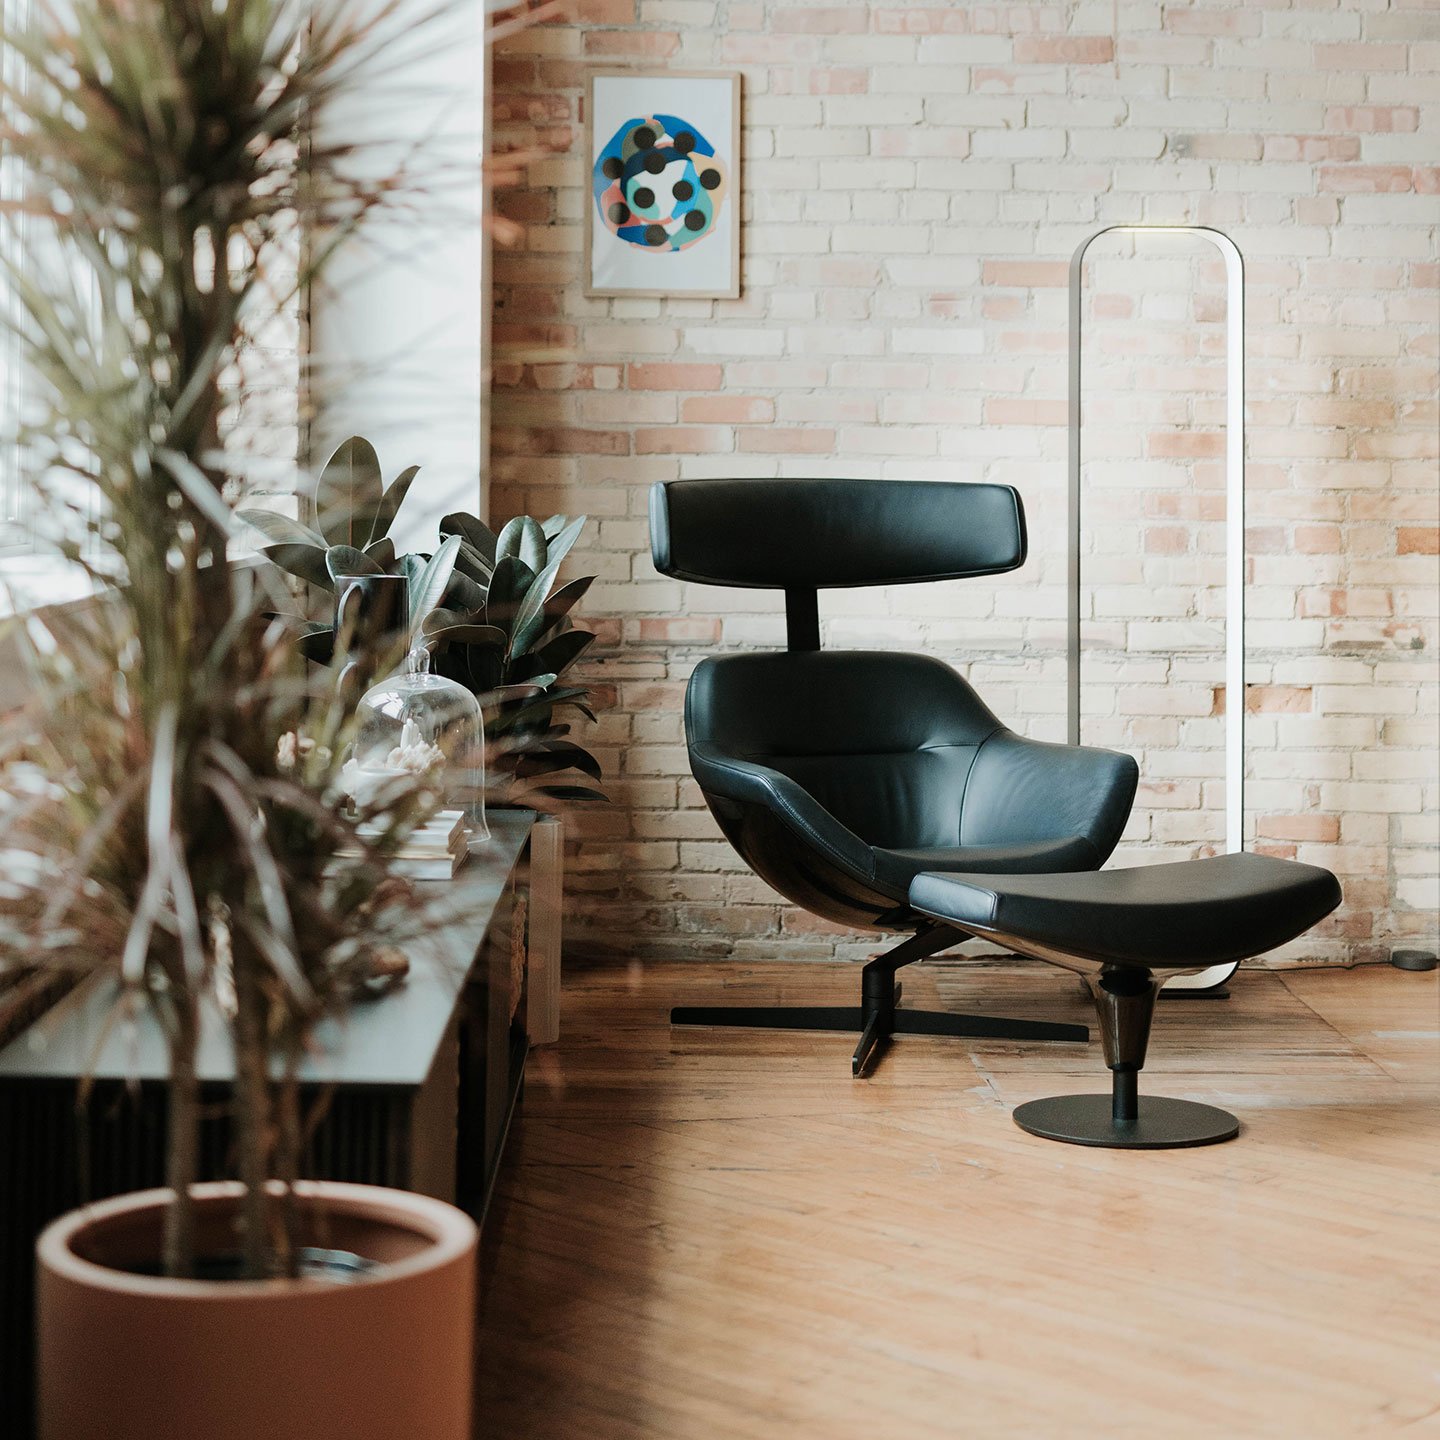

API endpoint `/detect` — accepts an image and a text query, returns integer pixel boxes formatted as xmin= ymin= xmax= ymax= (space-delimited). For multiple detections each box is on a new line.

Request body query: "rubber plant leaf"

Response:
xmin=265 ymin=543 xmax=333 ymax=590
xmin=485 ymin=555 xmax=536 ymax=636
xmin=542 ymin=514 xmax=586 ymax=572
xmin=407 ymin=534 xmax=462 ymax=638
xmin=453 ymin=539 xmax=494 ymax=585
xmin=325 ymin=545 xmax=384 ymax=585
xmin=531 ymin=785 xmax=608 ymax=803
xmin=434 ymin=624 xmax=506 ymax=648
xmin=236 ymin=509 xmax=324 ymax=548
xmin=316 ymin=436 xmax=384 ymax=548
xmin=370 ymin=464 xmax=419 ymax=542
xmin=364 ymin=536 xmax=396 ymax=570
xmin=540 ymin=514 xmax=567 ymax=540
xmin=509 ymin=558 xmax=563 ymax=656
xmin=439 ymin=512 xmax=498 ymax=565
xmin=496 ymin=515 xmax=547 ymax=572
xmin=298 ymin=628 xmax=335 ymax=664
xmin=519 ymin=742 xmax=602 ymax=782
xmin=521 ymin=628 xmax=594 ymax=680
xmin=443 ymin=569 xmax=488 ymax=616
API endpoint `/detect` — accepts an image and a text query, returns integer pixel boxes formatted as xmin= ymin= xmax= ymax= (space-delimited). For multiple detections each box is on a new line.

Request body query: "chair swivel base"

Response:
xmin=1013 ymin=1093 xmax=1240 ymax=1149
xmin=671 ymin=1002 xmax=1089 ymax=1079
xmin=671 ymin=926 xmax=1087 ymax=1078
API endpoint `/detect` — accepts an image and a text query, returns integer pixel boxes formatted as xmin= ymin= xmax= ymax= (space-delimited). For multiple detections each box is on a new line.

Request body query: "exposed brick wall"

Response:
xmin=491 ymin=0 xmax=1439 ymax=967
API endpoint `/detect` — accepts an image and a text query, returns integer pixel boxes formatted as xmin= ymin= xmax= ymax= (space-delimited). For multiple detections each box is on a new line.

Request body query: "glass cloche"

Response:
xmin=346 ymin=648 xmax=489 ymax=842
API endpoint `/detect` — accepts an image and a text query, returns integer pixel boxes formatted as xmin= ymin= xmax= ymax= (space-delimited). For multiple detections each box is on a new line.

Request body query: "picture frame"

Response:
xmin=583 ymin=68 xmax=741 ymax=300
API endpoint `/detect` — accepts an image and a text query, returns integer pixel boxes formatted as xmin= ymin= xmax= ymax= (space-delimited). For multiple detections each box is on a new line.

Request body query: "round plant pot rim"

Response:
xmin=37 ymin=1179 xmax=476 ymax=1300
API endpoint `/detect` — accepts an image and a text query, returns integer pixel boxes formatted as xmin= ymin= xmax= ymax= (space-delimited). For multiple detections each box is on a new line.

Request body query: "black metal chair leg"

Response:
xmin=670 ymin=1005 xmax=865 ymax=1032
xmin=893 ymin=1010 xmax=1089 ymax=1044
xmin=851 ymin=1011 xmax=888 ymax=1078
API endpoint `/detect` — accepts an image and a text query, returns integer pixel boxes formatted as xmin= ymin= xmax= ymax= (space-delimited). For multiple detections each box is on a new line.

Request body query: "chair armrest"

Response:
xmin=963 ymin=730 xmax=1138 ymax=867
xmin=688 ymin=743 xmax=877 ymax=883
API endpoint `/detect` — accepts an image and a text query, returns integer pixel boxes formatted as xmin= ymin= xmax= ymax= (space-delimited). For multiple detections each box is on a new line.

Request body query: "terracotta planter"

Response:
xmin=36 ymin=1181 xmax=476 ymax=1440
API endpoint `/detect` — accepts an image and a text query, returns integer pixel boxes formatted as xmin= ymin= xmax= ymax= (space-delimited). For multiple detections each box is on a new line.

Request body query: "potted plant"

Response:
xmin=240 ymin=435 xmax=605 ymax=803
xmin=0 ymin=3 xmax=491 ymax=1435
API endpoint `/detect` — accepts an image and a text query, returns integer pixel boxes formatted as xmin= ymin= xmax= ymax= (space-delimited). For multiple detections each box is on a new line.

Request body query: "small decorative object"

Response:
xmin=351 ymin=649 xmax=489 ymax=842
xmin=584 ymin=69 xmax=740 ymax=299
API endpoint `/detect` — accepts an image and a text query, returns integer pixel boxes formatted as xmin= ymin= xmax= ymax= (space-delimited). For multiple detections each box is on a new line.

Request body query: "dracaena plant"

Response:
xmin=240 ymin=437 xmax=604 ymax=802
xmin=0 ymin=0 xmax=452 ymax=1281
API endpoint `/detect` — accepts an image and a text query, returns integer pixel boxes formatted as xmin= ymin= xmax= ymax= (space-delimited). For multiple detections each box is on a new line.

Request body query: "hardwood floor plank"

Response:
xmin=476 ymin=960 xmax=1440 ymax=1439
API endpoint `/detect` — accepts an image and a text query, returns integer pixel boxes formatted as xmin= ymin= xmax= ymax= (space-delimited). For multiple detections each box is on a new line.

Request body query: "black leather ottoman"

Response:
xmin=909 ymin=853 xmax=1343 ymax=1148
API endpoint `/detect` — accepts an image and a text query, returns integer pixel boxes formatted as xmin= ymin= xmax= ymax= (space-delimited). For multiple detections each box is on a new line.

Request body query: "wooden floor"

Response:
xmin=476 ymin=959 xmax=1440 ymax=1439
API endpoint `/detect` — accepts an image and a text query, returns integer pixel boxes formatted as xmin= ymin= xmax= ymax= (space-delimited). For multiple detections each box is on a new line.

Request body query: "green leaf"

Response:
xmin=400 ymin=552 xmax=429 ymax=597
xmin=325 ymin=545 xmax=384 ymax=585
xmin=540 ymin=514 xmax=568 ymax=539
xmin=524 ymin=628 xmax=594 ymax=679
xmin=496 ymin=515 xmax=547 ymax=572
xmin=440 ymin=512 xmax=498 ymax=564
xmin=519 ymin=742 xmax=603 ymax=782
xmin=407 ymin=534 xmax=462 ymax=638
xmin=316 ymin=436 xmax=384 ymax=548
xmin=509 ymin=558 xmax=563 ymax=656
xmin=453 ymin=540 xmax=494 ymax=584
xmin=530 ymin=574 xmax=595 ymax=647
xmin=487 ymin=686 xmax=589 ymax=733
xmin=543 ymin=514 xmax=586 ymax=572
xmin=443 ymin=569 xmax=488 ymax=617
xmin=485 ymin=555 xmax=536 ymax=636
xmin=532 ymin=785 xmax=608 ymax=803
xmin=298 ymin=628 xmax=335 ymax=664
xmin=433 ymin=624 xmax=506 ymax=648
xmin=364 ymin=536 xmax=396 ymax=570
xmin=370 ymin=464 xmax=419 ymax=542
xmin=265 ymin=543 xmax=334 ymax=590
xmin=237 ymin=509 xmax=325 ymax=548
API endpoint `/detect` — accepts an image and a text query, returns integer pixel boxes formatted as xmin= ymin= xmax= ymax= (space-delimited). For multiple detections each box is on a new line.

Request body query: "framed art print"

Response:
xmin=584 ymin=69 xmax=741 ymax=300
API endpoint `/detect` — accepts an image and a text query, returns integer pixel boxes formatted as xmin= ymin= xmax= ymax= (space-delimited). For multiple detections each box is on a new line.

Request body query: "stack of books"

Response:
xmin=339 ymin=810 xmax=470 ymax=881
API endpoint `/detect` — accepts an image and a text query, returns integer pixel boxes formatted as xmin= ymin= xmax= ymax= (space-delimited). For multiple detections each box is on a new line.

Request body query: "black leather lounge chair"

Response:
xmin=648 ymin=477 xmax=1141 ymax=1077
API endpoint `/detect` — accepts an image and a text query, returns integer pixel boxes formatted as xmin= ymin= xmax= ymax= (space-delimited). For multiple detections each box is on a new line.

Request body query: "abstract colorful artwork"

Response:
xmin=593 ymin=115 xmax=728 ymax=254
xmin=585 ymin=71 xmax=740 ymax=298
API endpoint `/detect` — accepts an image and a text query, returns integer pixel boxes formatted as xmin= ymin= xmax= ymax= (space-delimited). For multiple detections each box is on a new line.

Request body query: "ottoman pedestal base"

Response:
xmin=1013 ymin=1093 xmax=1240 ymax=1149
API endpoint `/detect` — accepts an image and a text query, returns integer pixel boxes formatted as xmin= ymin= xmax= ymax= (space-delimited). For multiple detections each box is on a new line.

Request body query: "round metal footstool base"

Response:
xmin=1013 ymin=1093 xmax=1241 ymax=1149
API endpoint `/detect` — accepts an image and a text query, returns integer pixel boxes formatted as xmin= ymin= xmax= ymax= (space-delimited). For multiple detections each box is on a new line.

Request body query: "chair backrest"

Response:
xmin=649 ymin=478 xmax=1026 ymax=650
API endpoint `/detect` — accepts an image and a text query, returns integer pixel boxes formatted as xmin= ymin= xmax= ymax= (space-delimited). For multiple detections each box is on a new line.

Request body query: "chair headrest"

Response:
xmin=649 ymin=479 xmax=1026 ymax=590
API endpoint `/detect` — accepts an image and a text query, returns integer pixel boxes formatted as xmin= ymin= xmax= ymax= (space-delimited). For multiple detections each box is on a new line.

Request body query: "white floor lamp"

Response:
xmin=1068 ymin=225 xmax=1245 ymax=993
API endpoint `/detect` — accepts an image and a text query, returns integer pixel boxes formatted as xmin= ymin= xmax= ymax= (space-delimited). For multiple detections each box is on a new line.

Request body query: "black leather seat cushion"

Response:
xmin=909 ymin=852 xmax=1343 ymax=970
xmin=687 ymin=651 xmax=1137 ymax=910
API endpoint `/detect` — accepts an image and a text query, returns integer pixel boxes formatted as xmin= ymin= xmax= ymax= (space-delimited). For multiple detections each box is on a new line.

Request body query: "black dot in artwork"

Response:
xmin=643 ymin=151 xmax=666 ymax=174
xmin=632 ymin=126 xmax=656 ymax=149
xmin=675 ymin=131 xmax=696 ymax=154
xmin=644 ymin=224 xmax=667 ymax=246
xmin=699 ymin=168 xmax=721 ymax=190
xmin=601 ymin=156 xmax=622 ymax=179
xmin=684 ymin=210 xmax=706 ymax=232
xmin=608 ymin=202 xmax=630 ymax=224
xmin=672 ymin=179 xmax=693 ymax=201
xmin=632 ymin=186 xmax=655 ymax=208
